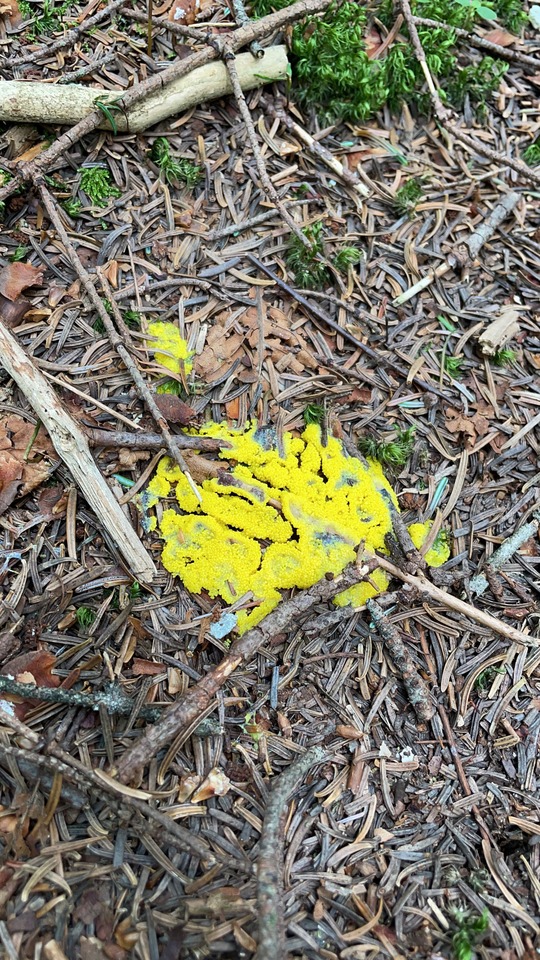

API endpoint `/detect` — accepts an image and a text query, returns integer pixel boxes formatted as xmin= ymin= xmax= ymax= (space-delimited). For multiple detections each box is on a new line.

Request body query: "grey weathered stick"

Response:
xmin=366 ymin=598 xmax=434 ymax=721
xmin=467 ymin=191 xmax=521 ymax=259
xmin=256 ymin=747 xmax=327 ymax=960
xmin=261 ymin=96 xmax=370 ymax=199
xmin=469 ymin=518 xmax=538 ymax=596
xmin=0 ymin=321 xmax=156 ymax=583
xmin=0 ymin=48 xmax=288 ymax=131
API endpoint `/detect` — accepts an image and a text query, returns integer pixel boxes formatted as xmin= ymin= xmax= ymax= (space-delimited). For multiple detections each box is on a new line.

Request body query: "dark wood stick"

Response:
xmin=86 ymin=428 xmax=226 ymax=453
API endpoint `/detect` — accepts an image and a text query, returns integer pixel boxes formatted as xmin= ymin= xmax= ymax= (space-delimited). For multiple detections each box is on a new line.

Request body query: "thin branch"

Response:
xmin=9 ymin=0 xmax=127 ymax=67
xmin=256 ymin=747 xmax=327 ymax=960
xmin=223 ymin=45 xmax=313 ymax=251
xmin=375 ymin=554 xmax=538 ymax=648
xmin=469 ymin=517 xmax=539 ymax=596
xmin=86 ymin=428 xmax=227 ymax=453
xmin=261 ymin=95 xmax=370 ymax=199
xmin=399 ymin=0 xmax=540 ymax=187
xmin=230 ymin=0 xmax=265 ymax=57
xmin=36 ymin=182 xmax=200 ymax=501
xmin=0 ymin=677 xmax=161 ymax=721
xmin=366 ymin=598 xmax=434 ymax=720
xmin=0 ymin=0 xmax=334 ymax=204
xmin=411 ymin=15 xmax=540 ymax=71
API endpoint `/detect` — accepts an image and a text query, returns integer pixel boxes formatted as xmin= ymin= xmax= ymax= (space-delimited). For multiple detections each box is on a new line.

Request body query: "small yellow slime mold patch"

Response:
xmin=145 ymin=423 xmax=448 ymax=633
xmin=147 ymin=321 xmax=193 ymax=392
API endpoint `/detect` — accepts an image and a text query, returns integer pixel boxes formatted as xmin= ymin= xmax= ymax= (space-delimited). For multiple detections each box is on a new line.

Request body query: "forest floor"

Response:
xmin=0 ymin=1 xmax=539 ymax=958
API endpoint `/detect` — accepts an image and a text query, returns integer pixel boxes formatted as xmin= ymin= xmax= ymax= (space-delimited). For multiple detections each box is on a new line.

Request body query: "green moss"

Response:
xmin=250 ymin=0 xmax=509 ymax=123
xmin=80 ymin=167 xmax=122 ymax=206
xmin=393 ymin=180 xmax=424 ymax=218
xmin=491 ymin=346 xmax=516 ymax=366
xmin=523 ymin=139 xmax=540 ymax=166
xmin=150 ymin=138 xmax=201 ymax=188
xmin=357 ymin=426 xmax=416 ymax=468
xmin=450 ymin=907 xmax=489 ymax=960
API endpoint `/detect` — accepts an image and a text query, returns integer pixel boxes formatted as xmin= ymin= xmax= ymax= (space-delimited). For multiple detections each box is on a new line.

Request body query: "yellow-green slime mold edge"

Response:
xmin=143 ymin=422 xmax=449 ymax=633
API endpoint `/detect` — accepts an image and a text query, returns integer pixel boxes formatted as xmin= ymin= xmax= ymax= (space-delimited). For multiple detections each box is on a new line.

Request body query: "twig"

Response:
xmin=389 ymin=504 xmax=427 ymax=573
xmin=86 ymin=427 xmax=227 ymax=453
xmin=223 ymin=46 xmax=313 ymax=251
xmin=9 ymin=0 xmax=127 ymax=67
xmin=0 ymin=0 xmax=334 ymax=204
xmin=469 ymin=518 xmax=538 ymax=596
xmin=124 ymin=6 xmax=212 ymax=41
xmin=411 ymin=15 xmax=540 ymax=71
xmin=366 ymin=598 xmax=434 ymax=720
xmin=246 ymin=254 xmax=447 ymax=398
xmin=0 ymin=318 xmax=156 ymax=583
xmin=0 ymin=741 xmax=235 ymax=869
xmin=114 ymin=558 xmax=377 ymax=783
xmin=260 ymin=95 xmax=370 ymax=199
xmin=467 ymin=191 xmax=521 ymax=259
xmin=230 ymin=0 xmax=264 ymax=58
xmin=36 ymin=182 xmax=200 ymax=502
xmin=57 ymin=53 xmax=117 ymax=84
xmin=256 ymin=747 xmax=327 ymax=960
xmin=393 ymin=190 xmax=521 ymax=306
xmin=375 ymin=554 xmax=538 ymax=647
xmin=0 ymin=677 xmax=162 ymax=721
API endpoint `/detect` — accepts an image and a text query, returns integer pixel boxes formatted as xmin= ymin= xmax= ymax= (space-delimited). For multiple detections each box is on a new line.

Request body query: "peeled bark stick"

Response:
xmin=0 ymin=321 xmax=156 ymax=584
xmin=114 ymin=558 xmax=376 ymax=783
xmin=0 ymin=46 xmax=288 ymax=132
xmin=366 ymin=598 xmax=434 ymax=721
xmin=261 ymin=95 xmax=370 ymax=199
xmin=257 ymin=747 xmax=327 ymax=960
xmin=376 ymin=554 xmax=537 ymax=647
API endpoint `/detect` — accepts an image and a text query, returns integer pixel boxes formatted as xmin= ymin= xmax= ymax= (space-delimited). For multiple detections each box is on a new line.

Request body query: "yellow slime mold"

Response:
xmin=145 ymin=422 xmax=448 ymax=633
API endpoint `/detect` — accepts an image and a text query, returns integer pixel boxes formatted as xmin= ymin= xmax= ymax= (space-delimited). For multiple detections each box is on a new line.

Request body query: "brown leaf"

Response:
xmin=483 ymin=27 xmax=518 ymax=46
xmin=169 ymin=0 xmax=200 ymax=22
xmin=365 ymin=24 xmax=384 ymax=58
xmin=153 ymin=393 xmax=196 ymax=425
xmin=0 ymin=0 xmax=22 ymax=26
xmin=0 ymin=293 xmax=32 ymax=328
xmin=0 ymin=261 xmax=45 ymax=301
xmin=0 ymin=416 xmax=55 ymax=515
xmin=1 ymin=650 xmax=59 ymax=687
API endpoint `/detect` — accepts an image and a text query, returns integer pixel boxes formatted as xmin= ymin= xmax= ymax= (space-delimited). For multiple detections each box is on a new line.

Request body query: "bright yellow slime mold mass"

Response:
xmin=147 ymin=321 xmax=193 ymax=392
xmin=144 ymin=423 xmax=449 ymax=633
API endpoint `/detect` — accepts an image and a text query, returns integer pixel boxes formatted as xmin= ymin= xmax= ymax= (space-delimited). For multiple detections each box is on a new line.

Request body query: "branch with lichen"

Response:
xmin=256 ymin=747 xmax=327 ymax=960
xmin=469 ymin=517 xmax=538 ymax=596
xmin=366 ymin=598 xmax=434 ymax=721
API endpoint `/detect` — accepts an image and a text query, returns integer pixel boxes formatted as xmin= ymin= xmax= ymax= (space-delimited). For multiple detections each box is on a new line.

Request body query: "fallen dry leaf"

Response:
xmin=0 ymin=649 xmax=59 ymax=719
xmin=153 ymin=393 xmax=196 ymax=425
xmin=0 ymin=0 xmax=22 ymax=26
xmin=194 ymin=318 xmax=245 ymax=381
xmin=483 ymin=27 xmax=518 ymax=46
xmin=445 ymin=407 xmax=490 ymax=447
xmin=0 ymin=261 xmax=45 ymax=301
xmin=0 ymin=415 xmax=55 ymax=515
